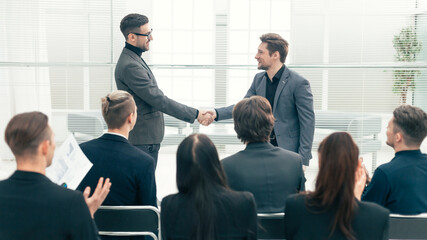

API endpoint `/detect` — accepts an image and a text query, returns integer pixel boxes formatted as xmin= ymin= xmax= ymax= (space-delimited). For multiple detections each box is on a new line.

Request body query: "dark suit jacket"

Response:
xmin=222 ymin=142 xmax=305 ymax=213
xmin=77 ymin=133 xmax=157 ymax=207
xmin=0 ymin=171 xmax=98 ymax=240
xmin=285 ymin=194 xmax=389 ymax=240
xmin=115 ymin=47 xmax=197 ymax=145
xmin=161 ymin=187 xmax=257 ymax=240
xmin=216 ymin=65 xmax=315 ymax=165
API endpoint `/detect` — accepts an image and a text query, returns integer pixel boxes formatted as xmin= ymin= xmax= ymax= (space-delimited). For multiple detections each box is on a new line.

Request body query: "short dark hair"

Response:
xmin=5 ymin=111 xmax=51 ymax=156
xmin=260 ymin=33 xmax=289 ymax=63
xmin=232 ymin=96 xmax=275 ymax=144
xmin=120 ymin=13 xmax=149 ymax=39
xmin=393 ymin=105 xmax=427 ymax=146
xmin=102 ymin=90 xmax=136 ymax=129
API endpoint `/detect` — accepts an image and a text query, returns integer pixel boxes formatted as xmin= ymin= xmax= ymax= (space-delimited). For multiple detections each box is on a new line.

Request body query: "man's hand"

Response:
xmin=205 ymin=110 xmax=217 ymax=120
xmin=83 ymin=177 xmax=111 ymax=218
xmin=197 ymin=110 xmax=215 ymax=126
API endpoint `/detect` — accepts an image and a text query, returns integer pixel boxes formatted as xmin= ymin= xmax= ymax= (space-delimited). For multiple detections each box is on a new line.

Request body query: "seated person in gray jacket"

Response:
xmin=222 ymin=96 xmax=305 ymax=213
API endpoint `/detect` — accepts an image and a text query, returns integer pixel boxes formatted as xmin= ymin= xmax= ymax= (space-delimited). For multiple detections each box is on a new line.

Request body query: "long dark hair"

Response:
xmin=308 ymin=132 xmax=359 ymax=240
xmin=176 ymin=134 xmax=229 ymax=240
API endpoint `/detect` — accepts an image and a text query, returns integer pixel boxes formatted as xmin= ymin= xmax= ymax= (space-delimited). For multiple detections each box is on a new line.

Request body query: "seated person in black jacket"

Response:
xmin=161 ymin=134 xmax=257 ymax=240
xmin=0 ymin=111 xmax=110 ymax=240
xmin=222 ymin=96 xmax=305 ymax=213
xmin=78 ymin=90 xmax=156 ymax=208
xmin=285 ymin=132 xmax=389 ymax=240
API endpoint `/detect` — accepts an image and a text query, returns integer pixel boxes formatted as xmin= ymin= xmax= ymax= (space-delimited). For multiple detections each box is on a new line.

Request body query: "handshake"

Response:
xmin=197 ymin=110 xmax=217 ymax=126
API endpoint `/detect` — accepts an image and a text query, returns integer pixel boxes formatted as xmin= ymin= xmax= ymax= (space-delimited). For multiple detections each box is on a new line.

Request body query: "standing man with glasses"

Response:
xmin=115 ymin=13 xmax=211 ymax=168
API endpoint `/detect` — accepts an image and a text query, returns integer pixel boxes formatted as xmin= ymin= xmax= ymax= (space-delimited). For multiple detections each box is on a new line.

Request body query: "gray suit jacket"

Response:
xmin=216 ymin=65 xmax=315 ymax=165
xmin=222 ymin=142 xmax=305 ymax=213
xmin=115 ymin=47 xmax=198 ymax=145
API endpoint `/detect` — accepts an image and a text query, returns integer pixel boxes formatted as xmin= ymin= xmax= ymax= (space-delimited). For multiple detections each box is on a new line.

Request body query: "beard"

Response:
xmin=141 ymin=44 xmax=149 ymax=52
xmin=386 ymin=140 xmax=394 ymax=148
xmin=257 ymin=63 xmax=269 ymax=70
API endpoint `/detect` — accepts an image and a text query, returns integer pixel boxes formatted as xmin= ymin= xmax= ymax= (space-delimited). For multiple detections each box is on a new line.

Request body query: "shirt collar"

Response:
xmin=105 ymin=132 xmax=128 ymax=140
xmin=395 ymin=149 xmax=422 ymax=157
xmin=10 ymin=170 xmax=49 ymax=181
xmin=266 ymin=64 xmax=285 ymax=83
xmin=125 ymin=42 xmax=143 ymax=57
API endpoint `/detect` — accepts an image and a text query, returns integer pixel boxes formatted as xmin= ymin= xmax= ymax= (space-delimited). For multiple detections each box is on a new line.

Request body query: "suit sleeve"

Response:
xmin=298 ymin=157 xmax=306 ymax=191
xmin=124 ymin=62 xmax=197 ymax=123
xmin=222 ymin=158 xmax=239 ymax=191
xmin=215 ymin=76 xmax=257 ymax=121
xmin=137 ymin=158 xmax=157 ymax=207
xmin=362 ymin=168 xmax=390 ymax=207
xmin=294 ymin=79 xmax=315 ymax=165
xmin=68 ymin=194 xmax=99 ymax=240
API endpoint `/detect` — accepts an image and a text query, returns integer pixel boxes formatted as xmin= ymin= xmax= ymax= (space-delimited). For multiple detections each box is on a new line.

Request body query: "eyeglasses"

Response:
xmin=130 ymin=29 xmax=153 ymax=39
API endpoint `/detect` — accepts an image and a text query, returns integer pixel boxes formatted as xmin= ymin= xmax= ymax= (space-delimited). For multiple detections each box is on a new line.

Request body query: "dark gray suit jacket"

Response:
xmin=115 ymin=47 xmax=198 ymax=145
xmin=216 ymin=65 xmax=315 ymax=165
xmin=222 ymin=142 xmax=305 ymax=213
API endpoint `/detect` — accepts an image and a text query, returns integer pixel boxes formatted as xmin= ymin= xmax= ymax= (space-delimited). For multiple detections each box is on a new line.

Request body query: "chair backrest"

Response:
xmin=68 ymin=112 xmax=107 ymax=136
xmin=389 ymin=213 xmax=427 ymax=239
xmin=257 ymin=213 xmax=285 ymax=240
xmin=94 ymin=206 xmax=160 ymax=240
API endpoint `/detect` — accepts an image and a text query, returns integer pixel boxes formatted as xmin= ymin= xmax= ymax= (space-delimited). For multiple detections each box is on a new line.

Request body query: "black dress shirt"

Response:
xmin=265 ymin=65 xmax=285 ymax=110
xmin=265 ymin=65 xmax=285 ymax=146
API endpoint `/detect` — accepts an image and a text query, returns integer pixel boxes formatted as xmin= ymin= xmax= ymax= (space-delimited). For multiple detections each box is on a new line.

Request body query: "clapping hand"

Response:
xmin=83 ymin=177 xmax=111 ymax=218
xmin=354 ymin=157 xmax=368 ymax=200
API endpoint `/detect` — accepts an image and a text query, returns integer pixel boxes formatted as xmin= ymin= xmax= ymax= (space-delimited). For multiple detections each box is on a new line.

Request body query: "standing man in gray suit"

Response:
xmin=222 ymin=96 xmax=305 ymax=213
xmin=209 ymin=33 xmax=315 ymax=167
xmin=115 ymin=13 xmax=210 ymax=167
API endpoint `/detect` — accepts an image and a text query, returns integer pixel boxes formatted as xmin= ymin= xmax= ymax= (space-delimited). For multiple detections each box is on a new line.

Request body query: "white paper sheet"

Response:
xmin=46 ymin=134 xmax=92 ymax=190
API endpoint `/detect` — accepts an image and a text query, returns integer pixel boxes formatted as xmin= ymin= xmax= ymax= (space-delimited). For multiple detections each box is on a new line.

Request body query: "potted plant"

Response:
xmin=392 ymin=26 xmax=422 ymax=104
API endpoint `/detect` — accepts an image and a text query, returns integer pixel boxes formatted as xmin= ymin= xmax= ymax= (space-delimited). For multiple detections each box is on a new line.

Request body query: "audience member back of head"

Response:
xmin=161 ymin=134 xmax=258 ymax=240
xmin=222 ymin=96 xmax=305 ymax=213
xmin=285 ymin=132 xmax=389 ymax=240
xmin=0 ymin=112 xmax=99 ymax=240
xmin=362 ymin=104 xmax=427 ymax=214
xmin=77 ymin=90 xmax=157 ymax=209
